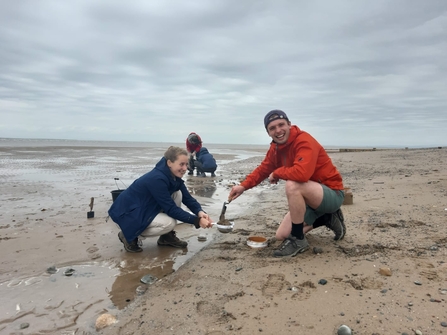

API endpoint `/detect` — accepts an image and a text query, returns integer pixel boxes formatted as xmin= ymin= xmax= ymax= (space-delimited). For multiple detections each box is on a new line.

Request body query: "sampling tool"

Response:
xmin=213 ymin=199 xmax=235 ymax=233
xmin=216 ymin=198 xmax=234 ymax=233
xmin=217 ymin=200 xmax=231 ymax=224
xmin=193 ymin=199 xmax=233 ymax=231
xmin=87 ymin=197 xmax=95 ymax=218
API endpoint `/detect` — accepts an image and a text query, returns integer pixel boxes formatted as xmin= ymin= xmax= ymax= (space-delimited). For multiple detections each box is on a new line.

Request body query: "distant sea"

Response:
xmin=0 ymin=137 xmax=372 ymax=150
xmin=0 ymin=138 xmax=271 ymax=167
xmin=1 ymin=137 xmax=433 ymax=150
xmin=0 ymin=137 xmax=269 ymax=150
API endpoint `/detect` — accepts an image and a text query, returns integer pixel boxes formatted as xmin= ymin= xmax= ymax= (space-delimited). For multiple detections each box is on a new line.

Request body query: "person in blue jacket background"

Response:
xmin=108 ymin=146 xmax=214 ymax=252
xmin=194 ymin=147 xmax=217 ymax=177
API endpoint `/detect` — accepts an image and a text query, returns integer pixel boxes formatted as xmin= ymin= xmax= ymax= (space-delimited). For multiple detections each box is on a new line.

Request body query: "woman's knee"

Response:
xmin=141 ymin=215 xmax=177 ymax=237
xmin=172 ymin=190 xmax=182 ymax=206
xmin=165 ymin=218 xmax=177 ymax=232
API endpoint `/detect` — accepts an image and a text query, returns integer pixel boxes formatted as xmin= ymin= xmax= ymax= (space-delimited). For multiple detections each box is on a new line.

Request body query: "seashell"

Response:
xmin=95 ymin=313 xmax=117 ymax=330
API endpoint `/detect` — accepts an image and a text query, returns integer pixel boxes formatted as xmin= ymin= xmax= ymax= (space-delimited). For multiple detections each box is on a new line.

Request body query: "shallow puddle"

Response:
xmin=0 ymin=142 xmax=257 ymax=333
xmin=0 ymin=230 xmax=217 ymax=334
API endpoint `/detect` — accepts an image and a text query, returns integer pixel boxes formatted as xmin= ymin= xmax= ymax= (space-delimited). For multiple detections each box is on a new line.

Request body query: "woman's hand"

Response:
xmin=198 ymin=211 xmax=213 ymax=228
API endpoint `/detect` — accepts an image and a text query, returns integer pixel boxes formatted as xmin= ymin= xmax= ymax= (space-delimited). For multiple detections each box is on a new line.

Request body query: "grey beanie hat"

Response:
xmin=264 ymin=110 xmax=289 ymax=129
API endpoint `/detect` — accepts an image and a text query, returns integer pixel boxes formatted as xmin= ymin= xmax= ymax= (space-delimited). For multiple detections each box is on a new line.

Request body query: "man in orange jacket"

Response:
xmin=228 ymin=110 xmax=346 ymax=257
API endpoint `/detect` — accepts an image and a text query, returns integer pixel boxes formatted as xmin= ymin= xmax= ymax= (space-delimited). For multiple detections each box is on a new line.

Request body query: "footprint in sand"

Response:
xmin=291 ymin=280 xmax=317 ymax=301
xmin=196 ymin=300 xmax=221 ymax=317
xmin=346 ymin=276 xmax=383 ymax=290
xmin=86 ymin=246 xmax=101 ymax=260
xmin=414 ymin=261 xmax=442 ymax=281
xmin=261 ymin=273 xmax=288 ymax=296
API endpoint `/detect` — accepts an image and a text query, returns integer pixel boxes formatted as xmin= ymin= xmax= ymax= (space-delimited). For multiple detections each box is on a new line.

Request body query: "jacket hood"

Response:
xmin=198 ymin=147 xmax=210 ymax=155
xmin=271 ymin=125 xmax=301 ymax=150
xmin=154 ymin=157 xmax=175 ymax=179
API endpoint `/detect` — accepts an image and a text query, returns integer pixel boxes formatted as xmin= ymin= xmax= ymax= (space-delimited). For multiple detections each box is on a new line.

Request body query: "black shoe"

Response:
xmin=157 ymin=231 xmax=188 ymax=248
xmin=187 ymin=170 xmax=194 ymax=175
xmin=198 ymin=172 xmax=206 ymax=178
xmin=211 ymin=172 xmax=216 ymax=177
xmin=325 ymin=209 xmax=346 ymax=240
xmin=312 ymin=213 xmax=331 ymax=228
xmin=118 ymin=232 xmax=143 ymax=252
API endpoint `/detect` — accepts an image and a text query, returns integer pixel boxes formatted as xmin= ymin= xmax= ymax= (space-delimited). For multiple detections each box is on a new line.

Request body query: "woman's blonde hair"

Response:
xmin=164 ymin=146 xmax=188 ymax=162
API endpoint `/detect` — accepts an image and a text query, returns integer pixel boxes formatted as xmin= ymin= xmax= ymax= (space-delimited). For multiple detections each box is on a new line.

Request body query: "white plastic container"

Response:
xmin=247 ymin=236 xmax=268 ymax=248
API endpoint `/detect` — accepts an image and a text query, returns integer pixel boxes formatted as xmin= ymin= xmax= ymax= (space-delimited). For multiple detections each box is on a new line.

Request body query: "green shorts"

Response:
xmin=304 ymin=185 xmax=344 ymax=226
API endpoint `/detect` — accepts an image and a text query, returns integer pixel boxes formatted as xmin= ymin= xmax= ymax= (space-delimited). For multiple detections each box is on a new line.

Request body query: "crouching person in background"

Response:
xmin=186 ymin=132 xmax=202 ymax=175
xmin=195 ymin=147 xmax=217 ymax=177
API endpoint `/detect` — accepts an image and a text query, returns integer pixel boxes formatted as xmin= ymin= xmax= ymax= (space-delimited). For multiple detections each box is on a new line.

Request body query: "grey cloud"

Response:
xmin=0 ymin=0 xmax=446 ymax=146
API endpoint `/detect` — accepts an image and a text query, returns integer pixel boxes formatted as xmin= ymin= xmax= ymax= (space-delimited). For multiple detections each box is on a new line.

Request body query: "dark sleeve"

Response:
xmin=150 ymin=177 xmax=201 ymax=225
xmin=180 ymin=183 xmax=204 ymax=215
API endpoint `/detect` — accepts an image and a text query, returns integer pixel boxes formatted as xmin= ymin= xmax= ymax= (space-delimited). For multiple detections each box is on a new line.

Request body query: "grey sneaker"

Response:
xmin=273 ymin=235 xmax=309 ymax=257
xmin=326 ymin=209 xmax=346 ymax=241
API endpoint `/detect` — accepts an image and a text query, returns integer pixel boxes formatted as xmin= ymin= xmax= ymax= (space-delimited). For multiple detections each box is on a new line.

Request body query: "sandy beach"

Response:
xmin=1 ymin=142 xmax=446 ymax=335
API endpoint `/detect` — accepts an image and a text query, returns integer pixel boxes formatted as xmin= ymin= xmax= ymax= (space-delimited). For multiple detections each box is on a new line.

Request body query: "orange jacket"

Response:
xmin=240 ymin=125 xmax=344 ymax=190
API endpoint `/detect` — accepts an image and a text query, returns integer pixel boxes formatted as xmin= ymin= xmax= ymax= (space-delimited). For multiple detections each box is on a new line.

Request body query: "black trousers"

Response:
xmin=188 ymin=155 xmax=195 ymax=172
xmin=193 ymin=161 xmax=216 ymax=174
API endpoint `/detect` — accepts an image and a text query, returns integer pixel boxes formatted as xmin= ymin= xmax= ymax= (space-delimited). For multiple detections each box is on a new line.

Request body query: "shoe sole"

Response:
xmin=157 ymin=241 xmax=188 ymax=248
xmin=273 ymin=245 xmax=309 ymax=258
xmin=118 ymin=232 xmax=143 ymax=253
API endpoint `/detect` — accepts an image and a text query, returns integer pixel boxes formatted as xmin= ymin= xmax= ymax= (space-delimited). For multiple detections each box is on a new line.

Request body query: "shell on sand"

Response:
xmin=95 ymin=313 xmax=117 ymax=330
xmin=379 ymin=267 xmax=392 ymax=276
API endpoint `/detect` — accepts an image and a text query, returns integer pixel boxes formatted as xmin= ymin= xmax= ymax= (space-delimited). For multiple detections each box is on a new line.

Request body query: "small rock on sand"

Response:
xmin=337 ymin=324 xmax=352 ymax=335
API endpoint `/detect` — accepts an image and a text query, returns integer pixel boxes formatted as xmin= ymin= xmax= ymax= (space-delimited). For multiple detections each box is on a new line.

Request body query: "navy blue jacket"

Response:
xmin=196 ymin=147 xmax=217 ymax=169
xmin=108 ymin=157 xmax=204 ymax=242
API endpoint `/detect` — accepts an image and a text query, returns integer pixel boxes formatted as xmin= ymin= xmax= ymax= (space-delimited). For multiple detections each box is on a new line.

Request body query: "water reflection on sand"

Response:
xmin=0 ymin=139 xmax=264 ymax=334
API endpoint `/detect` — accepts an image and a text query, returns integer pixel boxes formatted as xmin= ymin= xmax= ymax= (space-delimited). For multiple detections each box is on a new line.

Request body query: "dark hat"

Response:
xmin=264 ymin=110 xmax=289 ymax=129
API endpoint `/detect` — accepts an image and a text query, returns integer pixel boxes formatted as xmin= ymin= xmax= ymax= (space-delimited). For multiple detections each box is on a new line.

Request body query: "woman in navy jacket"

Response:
xmin=195 ymin=147 xmax=217 ymax=177
xmin=108 ymin=146 xmax=213 ymax=252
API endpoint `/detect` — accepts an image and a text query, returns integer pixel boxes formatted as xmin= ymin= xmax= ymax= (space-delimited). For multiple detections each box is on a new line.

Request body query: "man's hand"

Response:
xmin=268 ymin=172 xmax=279 ymax=184
xmin=228 ymin=185 xmax=245 ymax=202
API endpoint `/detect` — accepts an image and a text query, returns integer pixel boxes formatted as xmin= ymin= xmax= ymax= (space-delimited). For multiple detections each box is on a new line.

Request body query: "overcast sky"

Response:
xmin=1 ymin=1 xmax=446 ymax=147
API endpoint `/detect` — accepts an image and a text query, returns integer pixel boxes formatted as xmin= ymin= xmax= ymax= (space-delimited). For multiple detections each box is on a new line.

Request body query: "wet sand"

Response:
xmin=1 ymin=144 xmax=447 ymax=334
xmin=0 ymin=142 xmax=264 ymax=334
